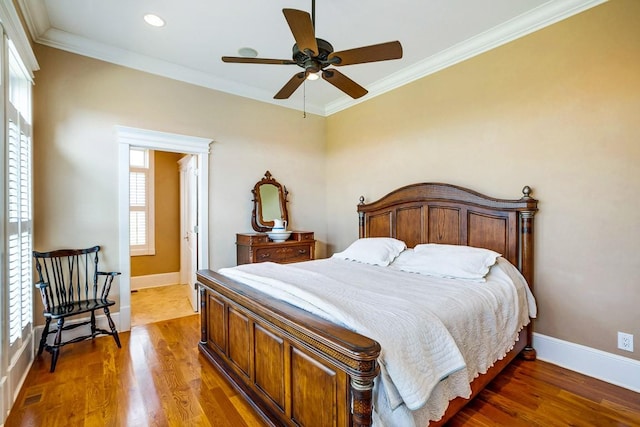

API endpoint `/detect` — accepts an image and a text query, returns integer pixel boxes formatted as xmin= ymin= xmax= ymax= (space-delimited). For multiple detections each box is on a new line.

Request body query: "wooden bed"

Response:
xmin=197 ymin=182 xmax=538 ymax=426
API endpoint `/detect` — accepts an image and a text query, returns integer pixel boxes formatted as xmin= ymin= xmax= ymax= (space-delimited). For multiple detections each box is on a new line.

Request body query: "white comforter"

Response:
xmin=218 ymin=257 xmax=535 ymax=425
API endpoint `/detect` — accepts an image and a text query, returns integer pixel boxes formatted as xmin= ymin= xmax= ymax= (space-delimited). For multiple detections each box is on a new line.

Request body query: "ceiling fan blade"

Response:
xmin=274 ymin=72 xmax=307 ymax=99
xmin=322 ymin=69 xmax=368 ymax=99
xmin=222 ymin=56 xmax=297 ymax=65
xmin=328 ymin=41 xmax=403 ymax=66
xmin=283 ymin=9 xmax=318 ymax=56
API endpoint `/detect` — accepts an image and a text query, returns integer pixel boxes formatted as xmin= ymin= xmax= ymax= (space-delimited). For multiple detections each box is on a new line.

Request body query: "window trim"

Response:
xmin=1 ymin=26 xmax=36 ymax=423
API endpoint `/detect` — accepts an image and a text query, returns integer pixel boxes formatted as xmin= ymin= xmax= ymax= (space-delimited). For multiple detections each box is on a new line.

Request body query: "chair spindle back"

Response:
xmin=33 ymin=246 xmax=101 ymax=312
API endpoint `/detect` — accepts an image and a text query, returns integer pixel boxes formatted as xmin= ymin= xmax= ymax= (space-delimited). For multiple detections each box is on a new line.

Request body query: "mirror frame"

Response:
xmin=251 ymin=171 xmax=289 ymax=232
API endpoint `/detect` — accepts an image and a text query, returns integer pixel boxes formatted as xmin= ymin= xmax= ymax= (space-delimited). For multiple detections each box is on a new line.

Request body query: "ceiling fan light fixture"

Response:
xmin=143 ymin=14 xmax=165 ymax=27
xmin=237 ymin=47 xmax=258 ymax=58
xmin=306 ymin=72 xmax=320 ymax=81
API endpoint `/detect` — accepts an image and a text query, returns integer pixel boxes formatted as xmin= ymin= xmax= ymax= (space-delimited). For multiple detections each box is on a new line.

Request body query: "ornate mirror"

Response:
xmin=252 ymin=171 xmax=289 ymax=232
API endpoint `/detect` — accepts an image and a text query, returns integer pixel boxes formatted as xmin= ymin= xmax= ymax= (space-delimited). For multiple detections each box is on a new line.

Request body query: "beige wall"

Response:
xmin=130 ymin=151 xmax=183 ymax=277
xmin=326 ymin=0 xmax=640 ymax=360
xmin=32 ymin=45 xmax=327 ymax=313
xmin=31 ymin=0 xmax=638 ymax=360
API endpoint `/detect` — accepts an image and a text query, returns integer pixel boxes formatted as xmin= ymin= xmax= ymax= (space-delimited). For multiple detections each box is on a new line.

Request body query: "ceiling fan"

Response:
xmin=221 ymin=1 xmax=403 ymax=100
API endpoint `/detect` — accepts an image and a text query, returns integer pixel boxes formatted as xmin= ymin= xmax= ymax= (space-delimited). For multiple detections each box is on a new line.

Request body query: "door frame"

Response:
xmin=116 ymin=126 xmax=211 ymax=332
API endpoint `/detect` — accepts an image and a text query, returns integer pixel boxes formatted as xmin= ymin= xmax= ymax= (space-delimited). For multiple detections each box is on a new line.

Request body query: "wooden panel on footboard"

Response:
xmin=197 ymin=270 xmax=381 ymax=427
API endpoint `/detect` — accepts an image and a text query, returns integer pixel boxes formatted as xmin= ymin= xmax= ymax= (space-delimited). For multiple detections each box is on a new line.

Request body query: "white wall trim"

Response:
xmin=534 ymin=332 xmax=640 ymax=393
xmin=1 ymin=332 xmax=34 ymax=426
xmin=1 ymin=373 xmax=6 ymax=426
xmin=131 ymin=272 xmax=181 ymax=290
xmin=115 ymin=126 xmax=212 ymax=154
xmin=116 ymin=126 xmax=211 ymax=332
xmin=17 ymin=0 xmax=604 ymax=116
xmin=325 ymin=0 xmax=607 ymax=115
xmin=0 ymin=0 xmax=39 ymax=75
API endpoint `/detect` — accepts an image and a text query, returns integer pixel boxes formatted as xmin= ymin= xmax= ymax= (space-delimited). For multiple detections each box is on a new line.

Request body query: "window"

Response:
xmin=6 ymin=39 xmax=33 ymax=358
xmin=1 ymin=5 xmax=40 ymax=422
xmin=129 ymin=148 xmax=155 ymax=256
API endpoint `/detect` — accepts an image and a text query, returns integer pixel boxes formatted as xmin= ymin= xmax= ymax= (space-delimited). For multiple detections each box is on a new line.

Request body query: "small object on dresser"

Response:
xmin=267 ymin=230 xmax=292 ymax=242
xmin=272 ymin=218 xmax=287 ymax=230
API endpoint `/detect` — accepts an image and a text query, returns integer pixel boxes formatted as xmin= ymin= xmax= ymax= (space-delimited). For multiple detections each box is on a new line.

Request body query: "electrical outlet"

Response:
xmin=618 ymin=332 xmax=634 ymax=352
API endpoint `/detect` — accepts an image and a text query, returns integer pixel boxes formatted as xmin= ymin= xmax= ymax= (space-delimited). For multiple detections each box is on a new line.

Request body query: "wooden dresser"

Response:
xmin=236 ymin=231 xmax=315 ymax=265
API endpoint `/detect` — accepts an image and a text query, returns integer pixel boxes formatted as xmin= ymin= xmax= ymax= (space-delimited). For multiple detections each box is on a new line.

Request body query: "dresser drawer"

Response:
xmin=254 ymin=244 xmax=313 ymax=264
xmin=291 ymin=231 xmax=314 ymax=241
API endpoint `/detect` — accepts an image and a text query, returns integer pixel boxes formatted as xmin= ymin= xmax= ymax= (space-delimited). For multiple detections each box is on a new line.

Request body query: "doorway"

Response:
xmin=179 ymin=154 xmax=198 ymax=311
xmin=116 ymin=126 xmax=211 ymax=332
xmin=129 ymin=149 xmax=194 ymax=327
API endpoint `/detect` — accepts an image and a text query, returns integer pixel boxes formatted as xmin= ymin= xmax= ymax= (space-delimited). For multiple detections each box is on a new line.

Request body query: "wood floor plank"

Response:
xmin=6 ymin=314 xmax=639 ymax=426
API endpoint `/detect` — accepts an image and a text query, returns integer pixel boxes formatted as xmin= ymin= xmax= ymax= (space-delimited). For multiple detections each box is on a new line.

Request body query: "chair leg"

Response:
xmin=50 ymin=318 xmax=64 ymax=372
xmin=38 ymin=318 xmax=51 ymax=356
xmin=104 ymin=307 xmax=121 ymax=348
xmin=90 ymin=310 xmax=97 ymax=338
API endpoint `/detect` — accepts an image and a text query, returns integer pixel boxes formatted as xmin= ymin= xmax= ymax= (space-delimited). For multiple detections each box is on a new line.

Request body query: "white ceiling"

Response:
xmin=18 ymin=0 xmax=604 ymax=116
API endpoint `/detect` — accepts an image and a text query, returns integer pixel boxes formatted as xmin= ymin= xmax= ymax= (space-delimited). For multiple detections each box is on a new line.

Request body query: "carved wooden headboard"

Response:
xmin=357 ymin=183 xmax=538 ymax=287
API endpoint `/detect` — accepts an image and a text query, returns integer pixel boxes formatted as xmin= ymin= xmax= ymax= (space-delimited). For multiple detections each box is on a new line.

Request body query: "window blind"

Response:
xmin=129 ymin=149 xmax=155 ymax=255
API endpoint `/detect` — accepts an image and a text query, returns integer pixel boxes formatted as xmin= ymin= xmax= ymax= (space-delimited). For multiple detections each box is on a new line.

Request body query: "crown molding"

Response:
xmin=33 ymin=27 xmax=327 ymax=116
xmin=18 ymin=0 xmax=605 ymax=117
xmin=324 ymin=0 xmax=607 ymax=115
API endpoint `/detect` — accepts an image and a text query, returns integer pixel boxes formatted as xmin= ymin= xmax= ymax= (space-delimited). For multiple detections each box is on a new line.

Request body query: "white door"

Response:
xmin=179 ymin=155 xmax=198 ymax=311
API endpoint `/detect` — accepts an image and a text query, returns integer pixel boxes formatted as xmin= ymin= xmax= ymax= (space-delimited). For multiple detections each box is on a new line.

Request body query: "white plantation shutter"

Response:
xmin=129 ymin=171 xmax=147 ymax=245
xmin=129 ymin=148 xmax=155 ymax=255
xmin=6 ymin=68 xmax=33 ymax=355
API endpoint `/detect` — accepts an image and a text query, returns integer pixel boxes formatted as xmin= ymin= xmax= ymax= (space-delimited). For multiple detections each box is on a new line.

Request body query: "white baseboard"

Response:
xmin=1 ymin=373 xmax=7 ymax=427
xmin=534 ymin=332 xmax=640 ymax=393
xmin=130 ymin=272 xmax=180 ymax=290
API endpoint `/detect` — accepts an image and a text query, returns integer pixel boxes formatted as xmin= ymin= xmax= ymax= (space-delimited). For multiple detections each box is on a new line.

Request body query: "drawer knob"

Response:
xmin=260 ymin=253 xmax=271 ymax=258
xmin=298 ymin=249 xmax=307 ymax=254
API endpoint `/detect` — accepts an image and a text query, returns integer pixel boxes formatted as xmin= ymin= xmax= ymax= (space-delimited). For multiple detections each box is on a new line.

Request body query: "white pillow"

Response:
xmin=392 ymin=244 xmax=501 ymax=281
xmin=332 ymin=238 xmax=407 ymax=266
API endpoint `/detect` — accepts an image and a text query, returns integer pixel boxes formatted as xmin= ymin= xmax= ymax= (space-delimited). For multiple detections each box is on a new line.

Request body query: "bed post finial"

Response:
xmin=522 ymin=186 xmax=532 ymax=199
xmin=358 ymin=196 xmax=365 ymax=238
xmin=358 ymin=196 xmax=365 ymax=239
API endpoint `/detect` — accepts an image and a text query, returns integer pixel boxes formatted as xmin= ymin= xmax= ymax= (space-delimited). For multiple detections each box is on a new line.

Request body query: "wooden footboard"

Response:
xmin=197 ymin=269 xmax=381 ymax=427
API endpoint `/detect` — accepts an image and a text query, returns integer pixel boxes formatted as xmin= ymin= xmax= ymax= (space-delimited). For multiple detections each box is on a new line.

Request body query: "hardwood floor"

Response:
xmin=131 ymin=284 xmax=196 ymax=327
xmin=6 ymin=314 xmax=640 ymax=426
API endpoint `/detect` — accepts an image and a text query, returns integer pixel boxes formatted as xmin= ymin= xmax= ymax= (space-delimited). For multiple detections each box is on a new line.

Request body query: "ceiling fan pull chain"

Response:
xmin=303 ymin=78 xmax=307 ymax=118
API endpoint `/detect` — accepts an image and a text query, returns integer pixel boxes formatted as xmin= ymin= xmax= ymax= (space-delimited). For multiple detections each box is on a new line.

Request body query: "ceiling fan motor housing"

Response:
xmin=292 ymin=38 xmax=335 ymax=72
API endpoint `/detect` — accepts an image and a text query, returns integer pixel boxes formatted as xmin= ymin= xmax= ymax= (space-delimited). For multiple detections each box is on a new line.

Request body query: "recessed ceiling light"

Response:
xmin=238 ymin=47 xmax=258 ymax=58
xmin=144 ymin=14 xmax=165 ymax=28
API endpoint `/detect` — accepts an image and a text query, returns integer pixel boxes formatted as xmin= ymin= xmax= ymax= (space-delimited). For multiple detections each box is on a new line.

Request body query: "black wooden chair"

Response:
xmin=33 ymin=245 xmax=121 ymax=372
